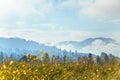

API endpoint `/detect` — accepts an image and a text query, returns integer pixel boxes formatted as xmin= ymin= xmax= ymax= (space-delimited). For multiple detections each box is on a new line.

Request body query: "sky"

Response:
xmin=0 ymin=0 xmax=120 ymax=44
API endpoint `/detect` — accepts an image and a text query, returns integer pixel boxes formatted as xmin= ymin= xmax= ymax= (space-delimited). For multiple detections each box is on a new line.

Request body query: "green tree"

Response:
xmin=42 ymin=52 xmax=50 ymax=63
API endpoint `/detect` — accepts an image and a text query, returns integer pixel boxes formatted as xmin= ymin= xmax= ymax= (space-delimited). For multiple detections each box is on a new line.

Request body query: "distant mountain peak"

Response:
xmin=57 ymin=37 xmax=116 ymax=46
xmin=56 ymin=37 xmax=120 ymax=57
xmin=0 ymin=37 xmax=89 ymax=61
xmin=93 ymin=37 xmax=115 ymax=42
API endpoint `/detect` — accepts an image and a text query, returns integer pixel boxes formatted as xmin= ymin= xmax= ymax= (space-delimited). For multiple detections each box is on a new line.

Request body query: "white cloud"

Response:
xmin=0 ymin=0 xmax=53 ymax=18
xmin=0 ymin=22 xmax=61 ymax=31
xmin=60 ymin=0 xmax=120 ymax=22
xmin=81 ymin=0 xmax=120 ymax=19
xmin=0 ymin=26 xmax=120 ymax=44
xmin=36 ymin=2 xmax=53 ymax=16
xmin=16 ymin=21 xmax=25 ymax=27
xmin=110 ymin=32 xmax=120 ymax=43
xmin=104 ymin=19 xmax=120 ymax=24
xmin=80 ymin=40 xmax=120 ymax=56
xmin=60 ymin=0 xmax=79 ymax=8
xmin=0 ymin=28 xmax=93 ymax=44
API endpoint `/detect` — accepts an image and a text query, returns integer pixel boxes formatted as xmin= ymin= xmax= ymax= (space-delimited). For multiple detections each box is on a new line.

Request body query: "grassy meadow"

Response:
xmin=0 ymin=53 xmax=120 ymax=80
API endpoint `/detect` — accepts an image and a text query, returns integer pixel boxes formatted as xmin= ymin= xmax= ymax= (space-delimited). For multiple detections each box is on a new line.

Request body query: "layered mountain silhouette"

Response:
xmin=0 ymin=37 xmax=89 ymax=60
xmin=57 ymin=37 xmax=116 ymax=48
xmin=56 ymin=37 xmax=120 ymax=56
xmin=0 ymin=37 xmax=62 ymax=56
xmin=0 ymin=37 xmax=119 ymax=58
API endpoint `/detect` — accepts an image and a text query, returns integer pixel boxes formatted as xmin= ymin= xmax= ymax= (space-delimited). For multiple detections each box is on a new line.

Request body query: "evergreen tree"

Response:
xmin=101 ymin=52 xmax=109 ymax=63
xmin=96 ymin=56 xmax=101 ymax=64
xmin=42 ymin=52 xmax=50 ymax=63
xmin=88 ymin=53 xmax=93 ymax=65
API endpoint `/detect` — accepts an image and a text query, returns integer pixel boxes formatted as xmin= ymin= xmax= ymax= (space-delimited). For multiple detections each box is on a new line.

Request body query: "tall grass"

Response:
xmin=0 ymin=53 xmax=120 ymax=80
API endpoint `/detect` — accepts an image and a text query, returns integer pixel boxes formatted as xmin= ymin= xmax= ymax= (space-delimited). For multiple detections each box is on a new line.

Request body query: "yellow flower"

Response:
xmin=58 ymin=64 xmax=60 ymax=66
xmin=35 ymin=69 xmax=38 ymax=72
xmin=96 ymin=69 xmax=99 ymax=73
xmin=33 ymin=57 xmax=39 ymax=61
xmin=3 ymin=64 xmax=7 ymax=69
xmin=119 ymin=69 xmax=120 ymax=72
xmin=27 ymin=54 xmax=32 ymax=59
xmin=0 ymin=71 xmax=3 ymax=75
xmin=2 ymin=76 xmax=5 ymax=79
xmin=22 ymin=64 xmax=25 ymax=67
xmin=96 ymin=75 xmax=99 ymax=78
xmin=23 ymin=70 xmax=26 ymax=75
xmin=9 ymin=60 xmax=14 ymax=65
xmin=41 ymin=78 xmax=44 ymax=80
xmin=16 ymin=69 xmax=20 ymax=74
xmin=107 ymin=68 xmax=112 ymax=71
xmin=92 ymin=77 xmax=94 ymax=80
xmin=93 ymin=58 xmax=96 ymax=62
xmin=42 ymin=64 xmax=45 ymax=66
xmin=12 ymin=71 xmax=16 ymax=74
xmin=84 ymin=76 xmax=87 ymax=79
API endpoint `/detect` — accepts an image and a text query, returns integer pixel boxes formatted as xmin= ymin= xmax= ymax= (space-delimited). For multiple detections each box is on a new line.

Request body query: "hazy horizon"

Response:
xmin=0 ymin=36 xmax=118 ymax=44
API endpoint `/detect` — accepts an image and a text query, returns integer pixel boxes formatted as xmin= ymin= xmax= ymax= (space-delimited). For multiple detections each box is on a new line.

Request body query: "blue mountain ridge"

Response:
xmin=57 ymin=37 xmax=116 ymax=49
xmin=0 ymin=37 xmax=89 ymax=60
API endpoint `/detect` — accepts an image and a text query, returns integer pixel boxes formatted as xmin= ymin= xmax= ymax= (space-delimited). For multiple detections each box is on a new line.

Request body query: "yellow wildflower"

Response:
xmin=9 ymin=60 xmax=14 ymax=65
xmin=93 ymin=58 xmax=96 ymax=62
xmin=108 ymin=67 xmax=112 ymax=71
xmin=42 ymin=64 xmax=45 ymax=66
xmin=96 ymin=75 xmax=99 ymax=78
xmin=3 ymin=64 xmax=7 ymax=69
xmin=84 ymin=76 xmax=87 ymax=79
xmin=96 ymin=69 xmax=99 ymax=73
xmin=2 ymin=76 xmax=5 ymax=79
